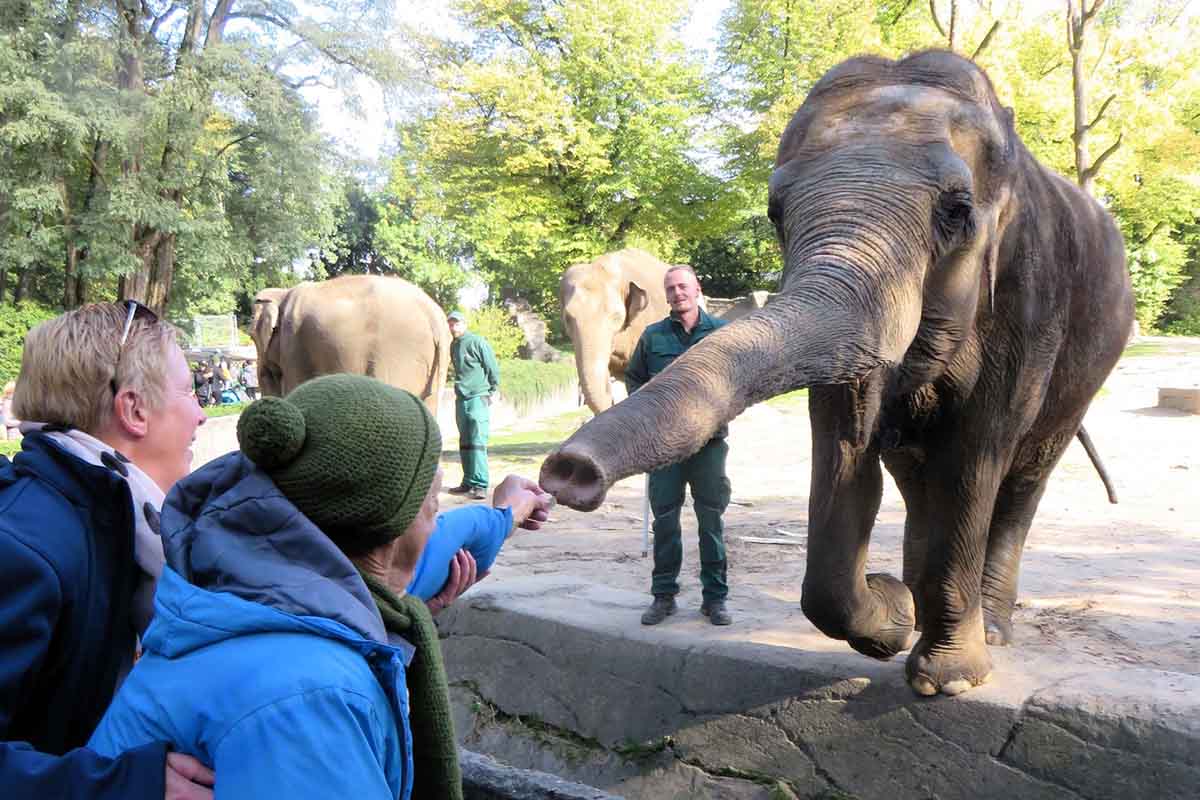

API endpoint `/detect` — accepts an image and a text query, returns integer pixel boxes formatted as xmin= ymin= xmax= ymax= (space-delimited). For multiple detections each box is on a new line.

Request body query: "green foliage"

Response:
xmin=389 ymin=0 xmax=722 ymax=313
xmin=0 ymin=0 xmax=402 ymax=317
xmin=0 ymin=302 xmax=58 ymax=383
xmin=466 ymin=306 xmax=526 ymax=360
xmin=496 ymin=359 xmax=579 ymax=415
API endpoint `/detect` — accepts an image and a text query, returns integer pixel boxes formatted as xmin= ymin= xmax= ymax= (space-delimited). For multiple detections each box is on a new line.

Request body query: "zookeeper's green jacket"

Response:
xmin=451 ymin=332 xmax=500 ymax=400
xmin=624 ymin=309 xmax=728 ymax=435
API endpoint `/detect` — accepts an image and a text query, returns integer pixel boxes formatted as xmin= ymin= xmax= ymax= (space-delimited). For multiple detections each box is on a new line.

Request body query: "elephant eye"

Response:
xmin=933 ymin=189 xmax=976 ymax=253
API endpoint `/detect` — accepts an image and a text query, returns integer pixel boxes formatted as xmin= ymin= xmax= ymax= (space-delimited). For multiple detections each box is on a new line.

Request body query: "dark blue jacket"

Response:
xmin=0 ymin=432 xmax=166 ymax=800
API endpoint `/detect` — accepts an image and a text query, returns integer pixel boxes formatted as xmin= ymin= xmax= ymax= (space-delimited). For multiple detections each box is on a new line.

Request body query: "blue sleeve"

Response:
xmin=0 ymin=740 xmax=166 ymax=800
xmin=406 ymin=506 xmax=512 ymax=600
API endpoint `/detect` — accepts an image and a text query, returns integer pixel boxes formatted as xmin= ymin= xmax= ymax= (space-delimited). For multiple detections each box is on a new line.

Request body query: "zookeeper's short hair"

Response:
xmin=13 ymin=303 xmax=179 ymax=434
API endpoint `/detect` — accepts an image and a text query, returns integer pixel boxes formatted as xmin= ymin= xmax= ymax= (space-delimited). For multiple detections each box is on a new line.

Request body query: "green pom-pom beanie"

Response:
xmin=237 ymin=374 xmax=442 ymax=555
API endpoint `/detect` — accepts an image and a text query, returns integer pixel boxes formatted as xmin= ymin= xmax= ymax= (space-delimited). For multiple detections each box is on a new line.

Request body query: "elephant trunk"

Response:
xmin=541 ymin=272 xmax=920 ymax=511
xmin=574 ymin=336 xmax=615 ymax=414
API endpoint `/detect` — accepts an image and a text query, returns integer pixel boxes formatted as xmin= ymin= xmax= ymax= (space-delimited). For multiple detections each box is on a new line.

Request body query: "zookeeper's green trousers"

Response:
xmin=455 ymin=395 xmax=490 ymax=490
xmin=648 ymin=437 xmax=731 ymax=603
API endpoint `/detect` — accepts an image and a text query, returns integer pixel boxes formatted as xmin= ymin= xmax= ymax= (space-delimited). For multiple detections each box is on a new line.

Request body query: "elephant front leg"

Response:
xmin=904 ymin=448 xmax=1009 ymax=697
xmin=801 ymin=392 xmax=915 ymax=661
xmin=981 ymin=431 xmax=1072 ymax=645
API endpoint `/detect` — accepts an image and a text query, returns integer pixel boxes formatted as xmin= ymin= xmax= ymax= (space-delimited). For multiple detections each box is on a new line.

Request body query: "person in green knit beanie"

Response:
xmin=89 ymin=374 xmax=553 ymax=800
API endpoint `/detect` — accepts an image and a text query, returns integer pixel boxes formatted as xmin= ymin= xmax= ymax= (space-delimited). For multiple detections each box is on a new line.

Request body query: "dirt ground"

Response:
xmin=443 ymin=337 xmax=1200 ymax=677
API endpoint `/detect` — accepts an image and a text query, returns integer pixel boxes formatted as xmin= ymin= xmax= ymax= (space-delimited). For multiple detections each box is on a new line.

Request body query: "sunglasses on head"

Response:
xmin=110 ymin=299 xmax=159 ymax=396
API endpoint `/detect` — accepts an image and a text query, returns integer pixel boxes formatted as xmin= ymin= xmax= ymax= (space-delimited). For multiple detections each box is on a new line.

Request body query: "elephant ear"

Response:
xmin=624 ymin=280 xmax=651 ymax=326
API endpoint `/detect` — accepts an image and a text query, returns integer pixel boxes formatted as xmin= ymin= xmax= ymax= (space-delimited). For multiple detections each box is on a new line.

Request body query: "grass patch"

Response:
xmin=765 ymin=388 xmax=809 ymax=409
xmin=204 ymin=402 xmax=249 ymax=418
xmin=1122 ymin=341 xmax=1166 ymax=358
xmin=496 ymin=359 xmax=577 ymax=413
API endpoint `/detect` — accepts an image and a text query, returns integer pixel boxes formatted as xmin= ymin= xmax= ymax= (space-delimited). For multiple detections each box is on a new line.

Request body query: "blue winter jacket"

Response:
xmin=0 ymin=432 xmax=166 ymax=800
xmin=89 ymin=452 xmax=417 ymax=800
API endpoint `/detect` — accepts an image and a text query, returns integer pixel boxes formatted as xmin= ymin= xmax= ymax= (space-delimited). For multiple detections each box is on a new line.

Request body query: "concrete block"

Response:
xmin=1157 ymin=387 xmax=1200 ymax=414
xmin=440 ymin=577 xmax=1200 ymax=800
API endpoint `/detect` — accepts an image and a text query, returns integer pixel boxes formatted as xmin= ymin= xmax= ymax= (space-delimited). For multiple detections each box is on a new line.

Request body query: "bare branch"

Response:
xmin=929 ymin=0 xmax=947 ymax=37
xmin=970 ymin=20 xmax=1001 ymax=60
xmin=1136 ymin=220 xmax=1167 ymax=246
xmin=1039 ymin=61 xmax=1065 ymax=78
xmin=1086 ymin=93 xmax=1117 ymax=131
xmin=280 ymin=75 xmax=330 ymax=90
xmin=1081 ymin=132 xmax=1123 ymax=182
xmin=1082 ymin=0 xmax=1106 ymax=23
xmin=890 ymin=0 xmax=917 ymax=26
xmin=212 ymin=132 xmax=258 ymax=161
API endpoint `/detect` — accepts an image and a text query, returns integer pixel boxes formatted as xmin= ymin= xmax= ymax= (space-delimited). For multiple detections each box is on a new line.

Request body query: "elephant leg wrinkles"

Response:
xmin=902 ymin=434 xmax=1015 ymax=696
xmin=802 ymin=388 xmax=915 ymax=661
xmin=980 ymin=424 xmax=1077 ymax=646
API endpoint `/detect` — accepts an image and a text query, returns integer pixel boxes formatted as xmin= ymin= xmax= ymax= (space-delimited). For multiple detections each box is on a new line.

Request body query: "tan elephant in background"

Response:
xmin=250 ymin=275 xmax=450 ymax=414
xmin=559 ymin=249 xmax=675 ymax=414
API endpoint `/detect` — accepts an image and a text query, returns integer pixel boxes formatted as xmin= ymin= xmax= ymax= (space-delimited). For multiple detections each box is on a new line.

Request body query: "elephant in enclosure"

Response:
xmin=542 ymin=52 xmax=1132 ymax=697
xmin=559 ymin=249 xmax=674 ymax=413
xmin=251 ymin=275 xmax=450 ymax=414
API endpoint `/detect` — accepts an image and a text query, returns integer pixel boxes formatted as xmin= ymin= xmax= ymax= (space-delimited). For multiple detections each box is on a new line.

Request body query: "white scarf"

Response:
xmin=19 ymin=422 xmax=166 ymax=643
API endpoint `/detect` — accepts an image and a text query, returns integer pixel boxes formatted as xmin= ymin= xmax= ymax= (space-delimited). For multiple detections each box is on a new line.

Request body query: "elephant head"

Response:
xmin=542 ymin=50 xmax=1017 ymax=505
xmin=250 ymin=288 xmax=289 ymax=396
xmin=560 ymin=251 xmax=665 ymax=413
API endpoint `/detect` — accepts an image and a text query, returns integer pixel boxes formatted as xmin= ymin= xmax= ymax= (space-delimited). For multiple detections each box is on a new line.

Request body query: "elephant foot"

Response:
xmin=845 ymin=573 xmax=916 ymax=661
xmin=983 ymin=611 xmax=1014 ymax=647
xmin=905 ymin=618 xmax=993 ymax=697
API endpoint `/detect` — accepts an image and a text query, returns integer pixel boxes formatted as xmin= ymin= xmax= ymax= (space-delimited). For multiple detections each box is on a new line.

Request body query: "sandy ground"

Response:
xmin=443 ymin=338 xmax=1200 ymax=677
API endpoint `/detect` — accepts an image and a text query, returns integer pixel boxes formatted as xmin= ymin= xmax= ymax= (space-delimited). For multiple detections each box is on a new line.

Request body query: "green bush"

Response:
xmin=0 ymin=302 xmax=60 ymax=383
xmin=463 ymin=305 xmax=525 ymax=360
xmin=498 ymin=358 xmax=578 ymax=413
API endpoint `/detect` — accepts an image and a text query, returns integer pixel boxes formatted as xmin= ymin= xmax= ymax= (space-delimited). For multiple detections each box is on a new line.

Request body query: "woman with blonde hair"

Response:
xmin=0 ymin=301 xmax=213 ymax=799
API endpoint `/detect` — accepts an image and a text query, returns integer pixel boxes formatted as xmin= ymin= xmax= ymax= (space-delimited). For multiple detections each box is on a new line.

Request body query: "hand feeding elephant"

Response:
xmin=250 ymin=275 xmax=451 ymax=415
xmin=560 ymin=249 xmax=673 ymax=413
xmin=540 ymin=52 xmax=1133 ymax=696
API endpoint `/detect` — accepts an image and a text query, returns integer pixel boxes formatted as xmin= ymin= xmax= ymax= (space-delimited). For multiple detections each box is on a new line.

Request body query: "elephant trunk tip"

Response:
xmin=539 ymin=449 xmax=608 ymax=512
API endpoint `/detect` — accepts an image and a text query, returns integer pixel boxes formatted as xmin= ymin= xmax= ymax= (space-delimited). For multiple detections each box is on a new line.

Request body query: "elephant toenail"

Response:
xmin=911 ymin=676 xmax=937 ymax=696
xmin=941 ymin=679 xmax=972 ymax=696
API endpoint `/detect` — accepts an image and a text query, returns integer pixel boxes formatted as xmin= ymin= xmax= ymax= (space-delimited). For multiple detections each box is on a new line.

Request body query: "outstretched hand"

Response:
xmin=492 ymin=474 xmax=555 ymax=532
xmin=165 ymin=752 xmax=214 ymax=800
xmin=425 ymin=549 xmax=489 ymax=616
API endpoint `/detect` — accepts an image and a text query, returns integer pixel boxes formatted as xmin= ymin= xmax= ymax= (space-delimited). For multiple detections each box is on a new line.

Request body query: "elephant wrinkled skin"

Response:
xmin=541 ymin=52 xmax=1134 ymax=697
xmin=251 ymin=275 xmax=450 ymax=414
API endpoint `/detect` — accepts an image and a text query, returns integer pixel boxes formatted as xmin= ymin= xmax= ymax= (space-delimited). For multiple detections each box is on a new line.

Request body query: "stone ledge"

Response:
xmin=462 ymin=748 xmax=621 ymax=799
xmin=440 ymin=577 xmax=1200 ymax=800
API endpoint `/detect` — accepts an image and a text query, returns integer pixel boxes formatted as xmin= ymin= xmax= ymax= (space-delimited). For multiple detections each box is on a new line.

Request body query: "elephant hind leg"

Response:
xmin=981 ymin=429 xmax=1073 ymax=646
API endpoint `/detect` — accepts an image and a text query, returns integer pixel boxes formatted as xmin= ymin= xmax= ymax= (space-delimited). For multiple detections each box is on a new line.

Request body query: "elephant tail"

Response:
xmin=1076 ymin=425 xmax=1118 ymax=504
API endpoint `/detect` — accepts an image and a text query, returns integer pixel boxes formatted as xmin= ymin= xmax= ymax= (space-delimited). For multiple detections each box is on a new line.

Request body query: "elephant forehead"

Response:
xmin=813 ymin=85 xmax=1002 ymax=149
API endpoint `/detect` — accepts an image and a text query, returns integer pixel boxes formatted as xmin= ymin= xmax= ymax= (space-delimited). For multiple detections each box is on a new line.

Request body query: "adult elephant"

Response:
xmin=541 ymin=52 xmax=1133 ymax=697
xmin=559 ymin=249 xmax=674 ymax=413
xmin=250 ymin=275 xmax=450 ymax=414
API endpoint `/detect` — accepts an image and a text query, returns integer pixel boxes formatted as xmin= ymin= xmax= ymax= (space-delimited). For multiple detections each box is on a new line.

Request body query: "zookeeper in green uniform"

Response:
xmin=624 ymin=266 xmax=733 ymax=627
xmin=447 ymin=310 xmax=500 ymax=500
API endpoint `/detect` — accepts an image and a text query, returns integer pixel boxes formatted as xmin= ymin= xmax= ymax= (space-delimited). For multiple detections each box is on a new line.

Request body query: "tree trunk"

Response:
xmin=0 ymin=268 xmax=8 ymax=304
xmin=12 ymin=270 xmax=30 ymax=305
xmin=1067 ymin=0 xmax=1120 ymax=196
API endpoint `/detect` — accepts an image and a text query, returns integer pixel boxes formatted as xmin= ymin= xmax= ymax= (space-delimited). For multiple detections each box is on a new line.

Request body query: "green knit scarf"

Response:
xmin=358 ymin=571 xmax=463 ymax=800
